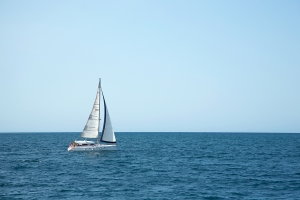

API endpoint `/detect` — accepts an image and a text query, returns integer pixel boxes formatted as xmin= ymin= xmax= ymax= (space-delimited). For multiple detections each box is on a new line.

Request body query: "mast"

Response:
xmin=97 ymin=78 xmax=101 ymax=143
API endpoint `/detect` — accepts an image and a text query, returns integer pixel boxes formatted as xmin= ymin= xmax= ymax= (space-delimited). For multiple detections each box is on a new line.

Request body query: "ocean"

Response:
xmin=0 ymin=132 xmax=299 ymax=200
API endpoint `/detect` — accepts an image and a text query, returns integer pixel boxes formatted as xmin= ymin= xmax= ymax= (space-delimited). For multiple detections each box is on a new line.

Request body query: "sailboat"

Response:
xmin=68 ymin=79 xmax=117 ymax=151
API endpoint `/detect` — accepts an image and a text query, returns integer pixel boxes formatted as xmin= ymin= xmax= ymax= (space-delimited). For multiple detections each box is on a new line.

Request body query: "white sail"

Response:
xmin=101 ymin=95 xmax=116 ymax=143
xmin=81 ymin=84 xmax=100 ymax=138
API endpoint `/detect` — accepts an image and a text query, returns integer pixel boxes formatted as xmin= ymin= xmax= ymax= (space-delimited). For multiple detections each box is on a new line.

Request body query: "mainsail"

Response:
xmin=100 ymin=94 xmax=116 ymax=143
xmin=81 ymin=82 xmax=101 ymax=138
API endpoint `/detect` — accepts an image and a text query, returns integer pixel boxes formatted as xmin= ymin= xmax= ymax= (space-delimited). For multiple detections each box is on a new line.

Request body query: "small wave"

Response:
xmin=20 ymin=159 xmax=42 ymax=163
xmin=203 ymin=196 xmax=225 ymax=200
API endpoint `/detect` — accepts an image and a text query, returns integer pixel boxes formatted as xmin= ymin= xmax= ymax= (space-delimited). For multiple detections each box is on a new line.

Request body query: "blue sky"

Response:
xmin=1 ymin=0 xmax=299 ymax=132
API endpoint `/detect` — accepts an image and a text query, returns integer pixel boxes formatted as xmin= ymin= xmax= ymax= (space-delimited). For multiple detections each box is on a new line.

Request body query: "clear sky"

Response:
xmin=1 ymin=0 xmax=299 ymax=133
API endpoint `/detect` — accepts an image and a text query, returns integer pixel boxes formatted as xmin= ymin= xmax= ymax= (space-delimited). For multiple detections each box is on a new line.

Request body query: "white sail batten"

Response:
xmin=101 ymin=95 xmax=116 ymax=143
xmin=81 ymin=85 xmax=100 ymax=139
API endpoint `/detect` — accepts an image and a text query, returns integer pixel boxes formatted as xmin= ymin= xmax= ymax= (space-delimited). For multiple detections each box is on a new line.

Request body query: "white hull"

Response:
xmin=68 ymin=143 xmax=117 ymax=152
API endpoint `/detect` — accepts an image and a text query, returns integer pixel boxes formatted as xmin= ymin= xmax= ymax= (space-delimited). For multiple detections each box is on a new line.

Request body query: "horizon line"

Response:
xmin=0 ymin=131 xmax=299 ymax=134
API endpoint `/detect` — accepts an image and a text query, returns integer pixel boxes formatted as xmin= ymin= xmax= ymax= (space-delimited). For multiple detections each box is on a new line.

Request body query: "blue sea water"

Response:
xmin=0 ymin=132 xmax=299 ymax=200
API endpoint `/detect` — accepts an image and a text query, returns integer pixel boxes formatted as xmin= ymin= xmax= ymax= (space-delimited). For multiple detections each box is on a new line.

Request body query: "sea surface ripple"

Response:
xmin=0 ymin=132 xmax=299 ymax=199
